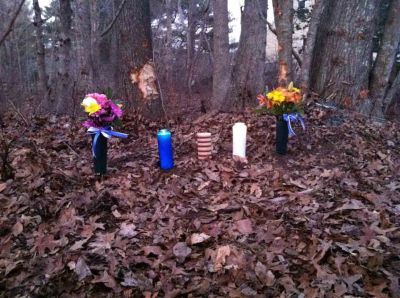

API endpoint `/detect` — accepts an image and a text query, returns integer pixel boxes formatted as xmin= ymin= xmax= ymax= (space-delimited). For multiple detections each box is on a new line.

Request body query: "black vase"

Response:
xmin=276 ymin=116 xmax=289 ymax=155
xmin=91 ymin=134 xmax=108 ymax=175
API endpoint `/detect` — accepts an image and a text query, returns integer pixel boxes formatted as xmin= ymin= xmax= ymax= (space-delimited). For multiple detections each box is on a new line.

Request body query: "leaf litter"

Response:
xmin=0 ymin=104 xmax=399 ymax=297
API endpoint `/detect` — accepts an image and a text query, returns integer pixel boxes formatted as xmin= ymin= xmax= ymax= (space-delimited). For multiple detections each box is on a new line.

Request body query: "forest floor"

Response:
xmin=0 ymin=104 xmax=400 ymax=297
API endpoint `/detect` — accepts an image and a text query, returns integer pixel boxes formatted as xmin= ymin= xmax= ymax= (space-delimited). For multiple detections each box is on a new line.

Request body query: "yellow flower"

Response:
xmin=291 ymin=87 xmax=300 ymax=93
xmin=81 ymin=97 xmax=101 ymax=115
xmin=267 ymin=90 xmax=285 ymax=103
xmin=288 ymin=82 xmax=300 ymax=93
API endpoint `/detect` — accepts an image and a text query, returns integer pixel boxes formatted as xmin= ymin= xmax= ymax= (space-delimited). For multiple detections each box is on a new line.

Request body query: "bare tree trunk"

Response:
xmin=89 ymin=0 xmax=100 ymax=89
xmin=309 ymin=0 xmax=379 ymax=109
xmin=55 ymin=0 xmax=73 ymax=114
xmin=272 ymin=0 xmax=293 ymax=87
xmin=382 ymin=70 xmax=400 ymax=116
xmin=165 ymin=0 xmax=173 ymax=83
xmin=222 ymin=0 xmax=267 ymax=111
xmin=211 ymin=0 xmax=230 ymax=110
xmin=75 ymin=0 xmax=93 ymax=92
xmin=300 ymin=0 xmax=326 ymax=98
xmin=32 ymin=0 xmax=47 ymax=100
xmin=186 ymin=0 xmax=196 ymax=93
xmin=368 ymin=0 xmax=400 ymax=117
xmin=14 ymin=32 xmax=26 ymax=95
xmin=114 ymin=0 xmax=164 ymax=119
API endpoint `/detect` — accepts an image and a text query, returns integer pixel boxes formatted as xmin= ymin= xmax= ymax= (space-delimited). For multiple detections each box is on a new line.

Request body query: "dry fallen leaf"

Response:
xmin=190 ymin=233 xmax=211 ymax=245
xmin=173 ymin=242 xmax=192 ymax=262
xmin=70 ymin=239 xmax=89 ymax=251
xmin=12 ymin=221 xmax=23 ymax=236
xmin=235 ymin=219 xmax=253 ymax=235
xmin=143 ymin=245 xmax=163 ymax=257
xmin=207 ymin=203 xmax=229 ymax=212
xmin=213 ymin=245 xmax=231 ymax=272
xmin=119 ymin=222 xmax=138 ymax=238
xmin=92 ymin=271 xmax=117 ymax=289
xmin=75 ymin=257 xmax=92 ymax=281
xmin=250 ymin=184 xmax=262 ymax=198
xmin=0 ymin=183 xmax=7 ymax=192
xmin=334 ymin=199 xmax=365 ymax=212
xmin=255 ymin=261 xmax=268 ymax=283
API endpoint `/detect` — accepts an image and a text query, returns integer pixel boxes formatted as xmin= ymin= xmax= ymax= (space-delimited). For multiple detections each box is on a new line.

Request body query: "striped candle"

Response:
xmin=197 ymin=132 xmax=212 ymax=160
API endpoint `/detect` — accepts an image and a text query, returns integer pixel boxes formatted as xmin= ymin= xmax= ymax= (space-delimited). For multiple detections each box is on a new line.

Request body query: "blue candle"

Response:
xmin=157 ymin=129 xmax=174 ymax=170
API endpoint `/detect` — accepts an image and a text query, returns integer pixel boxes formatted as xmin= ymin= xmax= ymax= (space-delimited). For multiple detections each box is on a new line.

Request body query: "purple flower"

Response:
xmin=99 ymin=114 xmax=116 ymax=123
xmin=110 ymin=102 xmax=123 ymax=118
xmin=82 ymin=92 xmax=124 ymax=128
xmin=83 ymin=119 xmax=96 ymax=128
xmin=87 ymin=93 xmax=108 ymax=106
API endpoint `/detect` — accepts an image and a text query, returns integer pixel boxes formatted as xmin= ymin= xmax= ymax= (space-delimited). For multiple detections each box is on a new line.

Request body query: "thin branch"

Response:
xmin=100 ymin=0 xmax=127 ymax=37
xmin=152 ymin=45 xmax=169 ymax=122
xmin=0 ymin=0 xmax=26 ymax=46
xmin=7 ymin=100 xmax=29 ymax=126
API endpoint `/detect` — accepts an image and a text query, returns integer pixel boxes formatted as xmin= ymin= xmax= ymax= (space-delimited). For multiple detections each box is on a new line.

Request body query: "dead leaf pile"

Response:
xmin=0 ymin=104 xmax=399 ymax=297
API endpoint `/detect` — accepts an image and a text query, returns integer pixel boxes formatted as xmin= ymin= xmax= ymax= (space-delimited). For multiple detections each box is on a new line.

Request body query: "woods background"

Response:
xmin=0 ymin=0 xmax=399 ymax=120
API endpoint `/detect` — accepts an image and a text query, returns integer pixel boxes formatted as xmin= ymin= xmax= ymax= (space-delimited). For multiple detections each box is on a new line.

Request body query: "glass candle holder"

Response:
xmin=157 ymin=129 xmax=174 ymax=170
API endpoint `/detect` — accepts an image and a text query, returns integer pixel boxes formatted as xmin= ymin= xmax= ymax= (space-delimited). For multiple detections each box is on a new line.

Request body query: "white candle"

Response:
xmin=232 ymin=122 xmax=247 ymax=158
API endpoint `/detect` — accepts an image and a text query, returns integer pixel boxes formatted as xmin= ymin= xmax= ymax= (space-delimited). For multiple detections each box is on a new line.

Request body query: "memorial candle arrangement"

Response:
xmin=232 ymin=122 xmax=247 ymax=158
xmin=197 ymin=132 xmax=212 ymax=160
xmin=157 ymin=129 xmax=174 ymax=170
xmin=81 ymin=93 xmax=128 ymax=174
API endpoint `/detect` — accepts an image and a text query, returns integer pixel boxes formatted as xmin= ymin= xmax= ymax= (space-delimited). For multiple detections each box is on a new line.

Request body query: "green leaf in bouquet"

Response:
xmin=105 ymin=87 xmax=113 ymax=99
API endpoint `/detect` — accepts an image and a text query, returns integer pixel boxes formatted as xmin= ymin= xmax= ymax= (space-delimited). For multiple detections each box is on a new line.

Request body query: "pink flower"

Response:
xmin=110 ymin=102 xmax=123 ymax=118
xmin=83 ymin=119 xmax=96 ymax=128
xmin=86 ymin=93 xmax=108 ymax=106
xmin=82 ymin=92 xmax=124 ymax=128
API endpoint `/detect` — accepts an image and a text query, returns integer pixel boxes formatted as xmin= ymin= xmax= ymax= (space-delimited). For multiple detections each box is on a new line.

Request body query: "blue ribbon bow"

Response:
xmin=283 ymin=113 xmax=305 ymax=137
xmin=88 ymin=127 xmax=128 ymax=157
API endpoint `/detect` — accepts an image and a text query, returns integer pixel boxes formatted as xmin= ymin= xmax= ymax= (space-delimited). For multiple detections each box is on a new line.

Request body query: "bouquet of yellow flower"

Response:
xmin=257 ymin=83 xmax=305 ymax=155
xmin=257 ymin=82 xmax=303 ymax=116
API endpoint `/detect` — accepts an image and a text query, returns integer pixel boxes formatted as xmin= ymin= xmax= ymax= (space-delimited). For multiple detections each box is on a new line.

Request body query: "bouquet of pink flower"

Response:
xmin=81 ymin=93 xmax=128 ymax=175
xmin=81 ymin=93 xmax=124 ymax=128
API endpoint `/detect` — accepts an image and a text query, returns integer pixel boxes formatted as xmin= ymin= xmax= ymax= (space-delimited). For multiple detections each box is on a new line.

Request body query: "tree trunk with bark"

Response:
xmin=186 ymin=0 xmax=197 ymax=93
xmin=114 ymin=0 xmax=164 ymax=119
xmin=300 ymin=0 xmax=327 ymax=98
xmin=165 ymin=0 xmax=173 ymax=83
xmin=211 ymin=0 xmax=230 ymax=110
xmin=54 ymin=0 xmax=73 ymax=114
xmin=309 ymin=0 xmax=379 ymax=109
xmin=272 ymin=0 xmax=293 ymax=87
xmin=89 ymin=0 xmax=100 ymax=89
xmin=32 ymin=0 xmax=48 ymax=101
xmin=222 ymin=0 xmax=267 ymax=111
xmin=75 ymin=0 xmax=93 ymax=92
xmin=368 ymin=0 xmax=400 ymax=118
